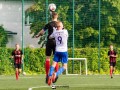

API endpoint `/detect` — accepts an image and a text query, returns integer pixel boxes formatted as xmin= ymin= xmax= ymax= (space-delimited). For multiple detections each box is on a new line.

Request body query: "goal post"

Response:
xmin=66 ymin=58 xmax=87 ymax=75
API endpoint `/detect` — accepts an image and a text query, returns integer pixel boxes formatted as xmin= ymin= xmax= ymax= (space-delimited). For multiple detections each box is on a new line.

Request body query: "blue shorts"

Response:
xmin=53 ymin=52 xmax=68 ymax=64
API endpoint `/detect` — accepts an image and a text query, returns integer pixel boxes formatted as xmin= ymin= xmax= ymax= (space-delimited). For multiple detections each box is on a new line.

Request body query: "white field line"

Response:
xmin=28 ymin=86 xmax=49 ymax=90
xmin=28 ymin=83 xmax=118 ymax=90
xmin=28 ymin=85 xmax=69 ymax=90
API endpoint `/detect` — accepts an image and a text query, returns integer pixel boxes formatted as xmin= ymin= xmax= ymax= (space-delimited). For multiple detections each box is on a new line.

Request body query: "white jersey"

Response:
xmin=50 ymin=29 xmax=68 ymax=52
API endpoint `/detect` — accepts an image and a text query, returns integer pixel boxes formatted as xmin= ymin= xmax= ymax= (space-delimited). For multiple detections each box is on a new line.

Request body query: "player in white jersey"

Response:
xmin=47 ymin=21 xmax=68 ymax=86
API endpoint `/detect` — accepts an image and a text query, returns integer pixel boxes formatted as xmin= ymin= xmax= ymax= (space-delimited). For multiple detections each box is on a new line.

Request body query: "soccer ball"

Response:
xmin=49 ymin=3 xmax=56 ymax=11
xmin=23 ymin=72 xmax=26 ymax=75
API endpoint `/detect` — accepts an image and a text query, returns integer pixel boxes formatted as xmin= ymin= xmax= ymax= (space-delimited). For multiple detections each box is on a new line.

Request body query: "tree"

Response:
xmin=100 ymin=0 xmax=120 ymax=47
xmin=26 ymin=0 xmax=120 ymax=48
xmin=74 ymin=0 xmax=120 ymax=47
xmin=0 ymin=25 xmax=8 ymax=47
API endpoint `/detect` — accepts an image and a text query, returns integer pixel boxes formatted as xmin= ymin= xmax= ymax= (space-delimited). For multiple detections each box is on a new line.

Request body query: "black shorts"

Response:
xmin=45 ymin=39 xmax=56 ymax=56
xmin=110 ymin=62 xmax=116 ymax=67
xmin=14 ymin=63 xmax=22 ymax=69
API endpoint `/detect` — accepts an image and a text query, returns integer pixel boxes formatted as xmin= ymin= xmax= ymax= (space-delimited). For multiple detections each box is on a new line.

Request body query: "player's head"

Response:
xmin=51 ymin=12 xmax=58 ymax=19
xmin=15 ymin=43 xmax=20 ymax=50
xmin=110 ymin=44 xmax=113 ymax=50
xmin=56 ymin=21 xmax=63 ymax=30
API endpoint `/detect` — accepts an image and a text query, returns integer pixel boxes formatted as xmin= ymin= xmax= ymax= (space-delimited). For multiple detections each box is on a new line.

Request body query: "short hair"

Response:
xmin=56 ymin=21 xmax=62 ymax=25
xmin=56 ymin=21 xmax=63 ymax=28
xmin=15 ymin=43 xmax=20 ymax=47
xmin=110 ymin=44 xmax=113 ymax=47
xmin=15 ymin=43 xmax=19 ymax=46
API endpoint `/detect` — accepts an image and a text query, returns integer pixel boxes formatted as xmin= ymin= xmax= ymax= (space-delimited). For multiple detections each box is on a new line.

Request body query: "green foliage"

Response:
xmin=79 ymin=27 xmax=99 ymax=47
xmin=25 ymin=0 xmax=120 ymax=48
xmin=101 ymin=0 xmax=120 ymax=47
xmin=0 ymin=48 xmax=14 ymax=75
xmin=0 ymin=25 xmax=8 ymax=47
xmin=68 ymin=47 xmax=120 ymax=75
xmin=0 ymin=47 xmax=120 ymax=75
xmin=24 ymin=47 xmax=46 ymax=74
xmin=57 ymin=5 xmax=72 ymax=30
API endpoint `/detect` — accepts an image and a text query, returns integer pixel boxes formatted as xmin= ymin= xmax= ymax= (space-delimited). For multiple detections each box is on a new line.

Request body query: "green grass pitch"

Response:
xmin=0 ymin=75 xmax=120 ymax=90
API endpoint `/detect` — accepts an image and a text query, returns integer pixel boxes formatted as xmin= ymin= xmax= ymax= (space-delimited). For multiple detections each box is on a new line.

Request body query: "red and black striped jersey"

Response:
xmin=108 ymin=50 xmax=117 ymax=62
xmin=12 ymin=49 xmax=23 ymax=64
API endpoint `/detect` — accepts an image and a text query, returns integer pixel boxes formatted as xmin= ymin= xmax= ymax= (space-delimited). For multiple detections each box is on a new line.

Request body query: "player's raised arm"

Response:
xmin=35 ymin=29 xmax=45 ymax=38
xmin=35 ymin=22 xmax=51 ymax=38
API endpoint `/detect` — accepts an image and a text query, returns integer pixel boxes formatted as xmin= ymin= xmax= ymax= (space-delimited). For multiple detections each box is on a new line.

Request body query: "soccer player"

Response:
xmin=108 ymin=44 xmax=117 ymax=78
xmin=47 ymin=21 xmax=68 ymax=86
xmin=35 ymin=12 xmax=59 ymax=83
xmin=11 ymin=44 xmax=23 ymax=80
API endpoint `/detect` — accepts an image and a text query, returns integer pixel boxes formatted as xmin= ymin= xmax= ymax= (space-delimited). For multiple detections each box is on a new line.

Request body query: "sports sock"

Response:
xmin=49 ymin=66 xmax=55 ymax=76
xmin=55 ymin=63 xmax=59 ymax=72
xmin=56 ymin=67 xmax=65 ymax=76
xmin=16 ymin=71 xmax=18 ymax=80
xmin=45 ymin=60 xmax=50 ymax=77
xmin=110 ymin=69 xmax=112 ymax=77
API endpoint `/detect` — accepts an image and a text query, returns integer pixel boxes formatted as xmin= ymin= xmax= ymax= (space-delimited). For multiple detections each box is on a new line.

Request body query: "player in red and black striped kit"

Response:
xmin=35 ymin=12 xmax=59 ymax=83
xmin=12 ymin=44 xmax=23 ymax=80
xmin=108 ymin=44 xmax=117 ymax=78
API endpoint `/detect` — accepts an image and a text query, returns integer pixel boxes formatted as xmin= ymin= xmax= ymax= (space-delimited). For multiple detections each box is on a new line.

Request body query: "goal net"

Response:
xmin=66 ymin=58 xmax=87 ymax=75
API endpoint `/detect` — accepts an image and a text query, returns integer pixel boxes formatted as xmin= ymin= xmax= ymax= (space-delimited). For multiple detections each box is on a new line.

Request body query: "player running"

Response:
xmin=108 ymin=44 xmax=117 ymax=78
xmin=47 ymin=21 xmax=68 ymax=86
xmin=35 ymin=12 xmax=59 ymax=83
xmin=11 ymin=44 xmax=23 ymax=80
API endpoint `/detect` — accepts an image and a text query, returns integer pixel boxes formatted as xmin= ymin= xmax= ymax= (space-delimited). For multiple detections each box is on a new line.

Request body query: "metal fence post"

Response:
xmin=22 ymin=0 xmax=25 ymax=72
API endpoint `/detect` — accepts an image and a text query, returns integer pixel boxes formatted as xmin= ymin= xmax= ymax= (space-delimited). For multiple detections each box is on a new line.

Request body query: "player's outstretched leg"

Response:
xmin=52 ymin=75 xmax=58 ymax=83
xmin=45 ymin=59 xmax=50 ymax=83
xmin=48 ymin=76 xmax=52 ymax=86
xmin=52 ymin=67 xmax=65 ymax=83
xmin=48 ymin=66 xmax=55 ymax=85
xmin=52 ymin=72 xmax=57 ymax=83
xmin=53 ymin=63 xmax=59 ymax=83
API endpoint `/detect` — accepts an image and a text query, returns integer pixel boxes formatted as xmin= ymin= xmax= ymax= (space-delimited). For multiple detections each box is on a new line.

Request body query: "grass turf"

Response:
xmin=0 ymin=74 xmax=120 ymax=90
